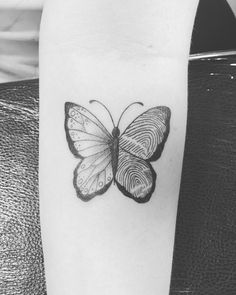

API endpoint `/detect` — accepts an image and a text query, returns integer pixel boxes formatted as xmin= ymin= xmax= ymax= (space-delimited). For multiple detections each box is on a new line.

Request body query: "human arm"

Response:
xmin=39 ymin=1 xmax=199 ymax=294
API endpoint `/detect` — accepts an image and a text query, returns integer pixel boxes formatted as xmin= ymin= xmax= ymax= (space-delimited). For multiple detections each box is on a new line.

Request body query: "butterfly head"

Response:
xmin=112 ymin=126 xmax=120 ymax=138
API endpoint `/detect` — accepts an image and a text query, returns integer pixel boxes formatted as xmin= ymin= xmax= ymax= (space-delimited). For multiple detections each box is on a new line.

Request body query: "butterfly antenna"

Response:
xmin=90 ymin=100 xmax=115 ymax=127
xmin=117 ymin=102 xmax=144 ymax=127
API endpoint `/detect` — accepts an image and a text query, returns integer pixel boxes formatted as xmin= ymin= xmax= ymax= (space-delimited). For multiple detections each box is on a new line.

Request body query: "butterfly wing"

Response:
xmin=115 ymin=148 xmax=156 ymax=203
xmin=65 ymin=102 xmax=112 ymax=157
xmin=65 ymin=102 xmax=113 ymax=201
xmin=73 ymin=149 xmax=113 ymax=201
xmin=116 ymin=107 xmax=171 ymax=202
xmin=119 ymin=106 xmax=171 ymax=161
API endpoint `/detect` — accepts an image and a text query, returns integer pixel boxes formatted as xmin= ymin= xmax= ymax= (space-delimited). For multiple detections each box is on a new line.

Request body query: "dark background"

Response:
xmin=191 ymin=0 xmax=236 ymax=53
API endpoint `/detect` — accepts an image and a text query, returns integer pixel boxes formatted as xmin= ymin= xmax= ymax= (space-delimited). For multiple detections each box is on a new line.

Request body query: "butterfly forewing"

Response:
xmin=119 ymin=107 xmax=170 ymax=161
xmin=65 ymin=102 xmax=112 ymax=157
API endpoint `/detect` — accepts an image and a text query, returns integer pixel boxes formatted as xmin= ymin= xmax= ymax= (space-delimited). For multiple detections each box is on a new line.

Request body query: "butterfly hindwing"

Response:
xmin=65 ymin=102 xmax=112 ymax=158
xmin=119 ymin=106 xmax=171 ymax=161
xmin=115 ymin=148 xmax=156 ymax=203
xmin=73 ymin=149 xmax=113 ymax=201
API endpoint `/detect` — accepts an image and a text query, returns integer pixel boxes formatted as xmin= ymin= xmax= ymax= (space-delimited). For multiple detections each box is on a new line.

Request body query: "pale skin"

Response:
xmin=39 ymin=1 xmax=199 ymax=294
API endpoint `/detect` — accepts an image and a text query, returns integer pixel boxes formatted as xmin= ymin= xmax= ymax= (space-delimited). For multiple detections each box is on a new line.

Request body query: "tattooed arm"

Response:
xmin=39 ymin=1 xmax=199 ymax=294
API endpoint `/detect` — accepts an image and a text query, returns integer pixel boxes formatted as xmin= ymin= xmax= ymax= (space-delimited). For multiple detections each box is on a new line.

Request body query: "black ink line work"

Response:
xmin=64 ymin=100 xmax=171 ymax=203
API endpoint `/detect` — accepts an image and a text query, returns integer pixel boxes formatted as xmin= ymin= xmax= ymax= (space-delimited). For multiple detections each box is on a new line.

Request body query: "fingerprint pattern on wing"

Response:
xmin=119 ymin=107 xmax=170 ymax=160
xmin=115 ymin=148 xmax=155 ymax=202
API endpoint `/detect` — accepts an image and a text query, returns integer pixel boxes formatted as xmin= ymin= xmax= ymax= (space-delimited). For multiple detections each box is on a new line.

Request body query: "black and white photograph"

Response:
xmin=0 ymin=0 xmax=236 ymax=294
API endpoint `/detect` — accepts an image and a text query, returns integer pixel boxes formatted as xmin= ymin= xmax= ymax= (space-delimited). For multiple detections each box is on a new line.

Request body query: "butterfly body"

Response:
xmin=110 ymin=127 xmax=120 ymax=182
xmin=65 ymin=101 xmax=171 ymax=203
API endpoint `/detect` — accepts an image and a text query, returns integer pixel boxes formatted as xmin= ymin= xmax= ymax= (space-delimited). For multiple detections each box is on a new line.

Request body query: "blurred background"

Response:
xmin=0 ymin=0 xmax=235 ymax=83
xmin=0 ymin=0 xmax=42 ymax=82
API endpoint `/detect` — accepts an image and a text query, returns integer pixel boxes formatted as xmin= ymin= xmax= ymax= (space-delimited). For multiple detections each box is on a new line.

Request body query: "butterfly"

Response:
xmin=64 ymin=100 xmax=171 ymax=203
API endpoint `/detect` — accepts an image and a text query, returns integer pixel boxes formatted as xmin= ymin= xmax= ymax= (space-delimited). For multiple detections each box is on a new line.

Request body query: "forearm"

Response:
xmin=39 ymin=1 xmax=199 ymax=294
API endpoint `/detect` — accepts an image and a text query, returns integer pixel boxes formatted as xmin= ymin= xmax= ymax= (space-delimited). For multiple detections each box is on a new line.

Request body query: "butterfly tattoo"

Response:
xmin=64 ymin=100 xmax=171 ymax=203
